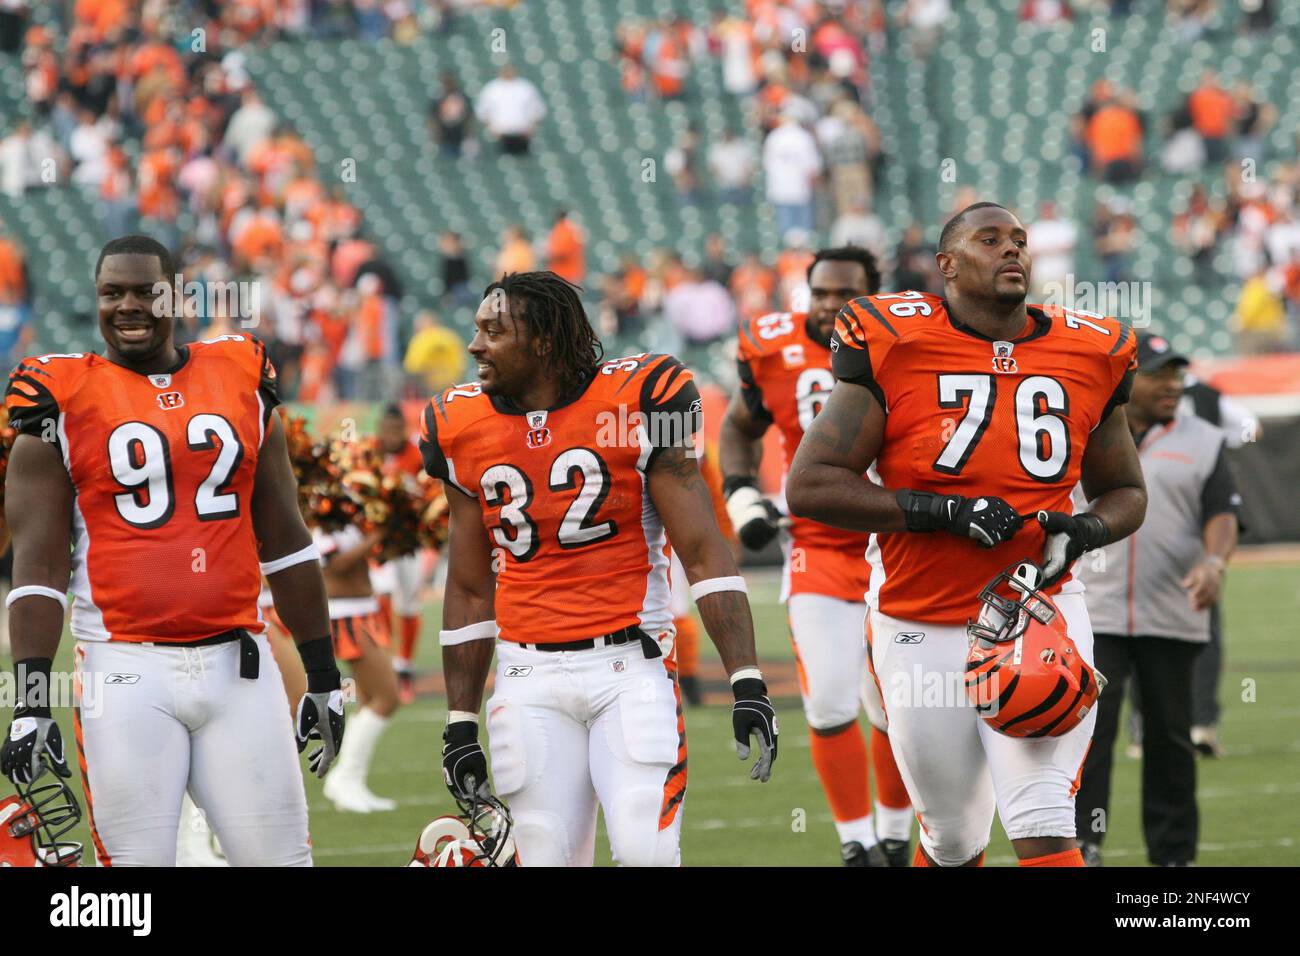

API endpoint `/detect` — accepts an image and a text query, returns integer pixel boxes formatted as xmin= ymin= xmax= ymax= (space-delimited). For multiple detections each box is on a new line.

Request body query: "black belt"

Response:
xmin=186 ymin=628 xmax=260 ymax=679
xmin=517 ymin=626 xmax=661 ymax=659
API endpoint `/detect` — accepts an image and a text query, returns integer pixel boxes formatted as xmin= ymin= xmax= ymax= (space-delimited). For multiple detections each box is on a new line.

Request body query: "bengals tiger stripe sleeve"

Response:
xmin=638 ymin=355 xmax=703 ymax=467
xmin=6 ymin=359 xmax=63 ymax=443
xmin=829 ymin=298 xmax=887 ymax=408
xmin=735 ymin=319 xmax=773 ymax=425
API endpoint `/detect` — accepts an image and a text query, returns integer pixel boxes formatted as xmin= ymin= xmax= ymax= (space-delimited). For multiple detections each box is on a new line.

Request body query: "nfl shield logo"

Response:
xmin=527 ymin=410 xmax=548 ymax=429
xmin=610 ymin=659 xmax=626 ymax=673
xmin=991 ymin=341 xmax=1018 ymax=374
xmin=149 ymin=374 xmax=172 ymax=388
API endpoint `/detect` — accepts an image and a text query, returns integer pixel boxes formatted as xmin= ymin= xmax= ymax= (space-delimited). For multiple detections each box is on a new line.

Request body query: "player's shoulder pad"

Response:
xmin=418 ymin=381 xmax=493 ymax=488
xmin=738 ymin=311 xmax=802 ymax=363
xmin=191 ymin=332 xmax=280 ymax=419
xmin=633 ymin=353 xmax=700 ymax=417
xmin=1040 ymin=305 xmax=1138 ymax=370
xmin=5 ymin=352 xmax=94 ymax=439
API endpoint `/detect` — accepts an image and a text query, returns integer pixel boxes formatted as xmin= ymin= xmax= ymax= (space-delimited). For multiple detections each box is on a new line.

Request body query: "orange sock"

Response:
xmin=1019 ymin=848 xmax=1084 ymax=867
xmin=810 ymin=723 xmax=871 ymax=824
xmin=870 ymin=726 xmax=910 ymax=809
xmin=399 ymin=615 xmax=420 ymax=662
xmin=674 ymin=615 xmax=699 ymax=679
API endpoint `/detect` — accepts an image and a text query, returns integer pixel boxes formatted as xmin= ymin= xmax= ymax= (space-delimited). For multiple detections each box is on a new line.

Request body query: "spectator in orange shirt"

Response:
xmin=494 ymin=224 xmax=535 ymax=277
xmin=545 ymin=209 xmax=586 ymax=284
xmin=1086 ymin=91 xmax=1144 ymax=184
xmin=1187 ymin=71 xmax=1237 ymax=164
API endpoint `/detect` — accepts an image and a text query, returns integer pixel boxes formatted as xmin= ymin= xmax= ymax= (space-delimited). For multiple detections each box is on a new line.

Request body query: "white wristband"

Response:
xmin=729 ymin=666 xmax=763 ymax=685
xmin=260 ymin=542 xmax=320 ymax=575
xmin=439 ymin=620 xmax=498 ymax=646
xmin=690 ymin=575 xmax=748 ymax=602
xmin=447 ymin=710 xmax=478 ymax=726
xmin=5 ymin=585 xmax=69 ymax=611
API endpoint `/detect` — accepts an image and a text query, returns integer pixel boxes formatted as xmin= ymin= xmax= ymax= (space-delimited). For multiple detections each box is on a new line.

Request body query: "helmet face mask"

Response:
xmin=409 ymin=794 xmax=517 ymax=868
xmin=1 ymin=777 xmax=84 ymax=867
xmin=968 ymin=562 xmax=1057 ymax=646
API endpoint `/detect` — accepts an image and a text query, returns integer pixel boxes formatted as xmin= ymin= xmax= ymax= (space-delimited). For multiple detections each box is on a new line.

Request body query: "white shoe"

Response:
xmin=323 ymin=773 xmax=376 ymax=814
xmin=363 ymin=789 xmax=397 ymax=812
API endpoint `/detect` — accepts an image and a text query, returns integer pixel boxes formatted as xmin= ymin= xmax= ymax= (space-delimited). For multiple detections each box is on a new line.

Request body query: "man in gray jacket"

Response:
xmin=1074 ymin=333 xmax=1241 ymax=867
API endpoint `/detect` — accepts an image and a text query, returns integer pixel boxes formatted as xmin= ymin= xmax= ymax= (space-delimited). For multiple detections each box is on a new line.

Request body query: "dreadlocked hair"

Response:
xmin=482 ymin=271 xmax=604 ymax=393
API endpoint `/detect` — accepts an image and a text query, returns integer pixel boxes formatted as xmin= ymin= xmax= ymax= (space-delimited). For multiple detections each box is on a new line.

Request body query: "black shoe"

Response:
xmin=678 ymin=674 xmax=702 ymax=707
xmin=842 ymin=841 xmax=878 ymax=866
xmin=1079 ymin=842 xmax=1103 ymax=867
xmin=879 ymin=838 xmax=910 ymax=867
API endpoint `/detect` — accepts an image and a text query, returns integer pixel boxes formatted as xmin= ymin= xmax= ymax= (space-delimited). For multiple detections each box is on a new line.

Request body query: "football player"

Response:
xmin=0 ymin=235 xmax=345 ymax=866
xmin=422 ymin=271 xmax=778 ymax=867
xmin=371 ymin=404 xmax=430 ymax=704
xmin=787 ymin=204 xmax=1148 ymax=867
xmin=721 ymin=246 xmax=913 ymax=866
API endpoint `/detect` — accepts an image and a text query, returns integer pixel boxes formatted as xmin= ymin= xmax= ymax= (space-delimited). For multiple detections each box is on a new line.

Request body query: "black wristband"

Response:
xmin=1076 ymin=513 xmax=1110 ymax=550
xmin=297 ymin=636 xmax=342 ymax=693
xmin=896 ymin=489 xmax=952 ymax=533
xmin=14 ymin=657 xmax=54 ymax=717
xmin=723 ymin=475 xmax=759 ymax=498
xmin=732 ymin=677 xmax=769 ymax=700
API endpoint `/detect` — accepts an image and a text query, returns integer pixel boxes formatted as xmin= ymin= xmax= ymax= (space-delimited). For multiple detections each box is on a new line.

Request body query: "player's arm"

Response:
xmin=251 ymin=412 xmax=344 ymax=777
xmin=719 ymin=386 xmax=783 ymax=550
xmin=786 ymin=379 xmax=900 ymax=531
xmin=1181 ymin=440 xmax=1239 ymax=611
xmin=649 ymin=443 xmax=777 ymax=782
xmin=1 ymin=434 xmax=74 ymax=785
xmin=440 ymin=484 xmax=496 ymax=715
xmin=1037 ymin=405 xmax=1147 ymax=587
xmin=438 ymin=483 xmax=497 ymax=804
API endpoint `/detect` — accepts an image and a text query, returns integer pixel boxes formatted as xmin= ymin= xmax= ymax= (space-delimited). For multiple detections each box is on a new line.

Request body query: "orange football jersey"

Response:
xmin=5 ymin=334 xmax=278 ymax=643
xmin=420 ymin=354 xmax=702 ymax=644
xmin=738 ymin=311 xmax=872 ymax=602
xmin=831 ymin=292 xmax=1137 ymax=624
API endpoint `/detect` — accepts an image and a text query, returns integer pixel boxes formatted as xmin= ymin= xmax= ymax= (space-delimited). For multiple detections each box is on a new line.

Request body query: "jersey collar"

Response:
xmin=943 ymin=302 xmax=1052 ymax=344
xmin=102 ymin=344 xmax=191 ymax=377
xmin=488 ymin=365 xmax=599 ymax=416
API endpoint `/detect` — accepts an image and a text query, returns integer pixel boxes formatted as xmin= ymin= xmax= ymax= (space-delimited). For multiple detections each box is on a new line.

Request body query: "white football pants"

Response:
xmin=867 ymin=592 xmax=1096 ymax=866
xmin=787 ymin=592 xmax=886 ymax=732
xmin=486 ymin=638 xmax=685 ymax=867
xmin=73 ymin=635 xmax=311 ymax=867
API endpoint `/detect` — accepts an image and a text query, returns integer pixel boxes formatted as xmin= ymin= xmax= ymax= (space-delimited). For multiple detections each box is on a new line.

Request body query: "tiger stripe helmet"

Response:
xmin=965 ymin=562 xmax=1106 ymax=738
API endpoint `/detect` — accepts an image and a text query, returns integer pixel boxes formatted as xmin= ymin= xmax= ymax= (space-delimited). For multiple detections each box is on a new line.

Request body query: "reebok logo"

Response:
xmin=895 ymin=632 xmax=925 ymax=644
xmin=105 ymin=674 xmax=141 ymax=684
xmin=504 ymin=666 xmax=532 ymax=678
xmin=50 ymin=887 xmax=151 ymax=936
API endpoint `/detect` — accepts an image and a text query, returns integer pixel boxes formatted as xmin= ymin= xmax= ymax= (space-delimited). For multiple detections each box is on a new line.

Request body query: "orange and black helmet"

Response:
xmin=965 ymin=562 xmax=1106 ymax=738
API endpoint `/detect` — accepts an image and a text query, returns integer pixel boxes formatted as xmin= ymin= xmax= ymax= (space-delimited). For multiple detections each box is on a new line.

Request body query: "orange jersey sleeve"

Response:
xmin=832 ymin=292 xmax=1137 ymax=624
xmin=738 ymin=311 xmax=872 ymax=601
xmin=420 ymin=354 xmax=703 ymax=644
xmin=6 ymin=335 xmax=280 ymax=643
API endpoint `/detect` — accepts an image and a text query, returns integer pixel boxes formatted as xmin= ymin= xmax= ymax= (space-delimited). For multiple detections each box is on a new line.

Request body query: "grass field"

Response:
xmin=20 ymin=558 xmax=1300 ymax=867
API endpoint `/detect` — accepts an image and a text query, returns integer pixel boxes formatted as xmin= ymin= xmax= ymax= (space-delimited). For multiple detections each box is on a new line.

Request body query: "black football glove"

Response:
xmin=1037 ymin=510 xmax=1109 ymax=588
xmin=897 ymin=489 xmax=1025 ymax=548
xmin=731 ymin=677 xmax=778 ymax=782
xmin=725 ymin=478 xmax=783 ymax=551
xmin=296 ymin=690 xmax=346 ymax=778
xmin=442 ymin=720 xmax=492 ymax=805
xmin=2 ymin=708 xmax=72 ymax=786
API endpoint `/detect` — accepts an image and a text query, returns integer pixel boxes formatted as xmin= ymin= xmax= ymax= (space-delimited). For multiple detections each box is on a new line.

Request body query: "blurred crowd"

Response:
xmin=0 ymin=0 xmax=1295 ymax=388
